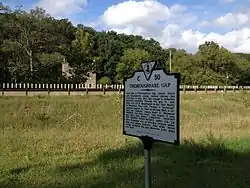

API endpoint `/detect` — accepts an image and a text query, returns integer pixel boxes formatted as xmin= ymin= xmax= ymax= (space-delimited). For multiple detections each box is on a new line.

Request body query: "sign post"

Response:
xmin=140 ymin=136 xmax=154 ymax=188
xmin=123 ymin=61 xmax=180 ymax=188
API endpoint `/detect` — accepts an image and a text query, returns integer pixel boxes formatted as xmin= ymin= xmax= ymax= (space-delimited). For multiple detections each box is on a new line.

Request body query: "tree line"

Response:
xmin=0 ymin=3 xmax=250 ymax=86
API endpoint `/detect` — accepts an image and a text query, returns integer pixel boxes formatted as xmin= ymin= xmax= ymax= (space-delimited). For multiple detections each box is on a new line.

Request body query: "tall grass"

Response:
xmin=0 ymin=92 xmax=250 ymax=187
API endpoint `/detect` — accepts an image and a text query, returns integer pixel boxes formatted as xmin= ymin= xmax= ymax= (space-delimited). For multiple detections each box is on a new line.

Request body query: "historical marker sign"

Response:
xmin=123 ymin=61 xmax=180 ymax=144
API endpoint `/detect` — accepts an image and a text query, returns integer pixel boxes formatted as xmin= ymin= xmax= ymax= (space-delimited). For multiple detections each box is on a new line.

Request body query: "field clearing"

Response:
xmin=1 ymin=92 xmax=250 ymax=187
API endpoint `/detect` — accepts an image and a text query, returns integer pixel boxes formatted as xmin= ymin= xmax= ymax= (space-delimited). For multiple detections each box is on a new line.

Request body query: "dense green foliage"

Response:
xmin=0 ymin=3 xmax=250 ymax=85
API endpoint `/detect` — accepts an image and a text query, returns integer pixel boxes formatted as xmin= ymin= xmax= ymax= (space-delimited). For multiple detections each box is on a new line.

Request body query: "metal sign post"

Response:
xmin=123 ymin=61 xmax=180 ymax=188
xmin=140 ymin=136 xmax=154 ymax=188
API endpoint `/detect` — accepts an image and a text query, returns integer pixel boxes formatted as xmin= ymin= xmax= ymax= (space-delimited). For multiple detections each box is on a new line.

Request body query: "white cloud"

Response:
xmin=101 ymin=0 xmax=191 ymax=39
xmin=37 ymin=0 xmax=87 ymax=17
xmin=197 ymin=28 xmax=250 ymax=53
xmin=101 ymin=0 xmax=196 ymax=38
xmin=102 ymin=0 xmax=171 ymax=28
xmin=162 ymin=26 xmax=250 ymax=54
xmin=215 ymin=11 xmax=250 ymax=27
xmin=101 ymin=0 xmax=250 ymax=53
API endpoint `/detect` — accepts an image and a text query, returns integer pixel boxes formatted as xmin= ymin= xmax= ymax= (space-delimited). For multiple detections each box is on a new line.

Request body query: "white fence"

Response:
xmin=0 ymin=83 xmax=250 ymax=90
xmin=0 ymin=83 xmax=124 ymax=90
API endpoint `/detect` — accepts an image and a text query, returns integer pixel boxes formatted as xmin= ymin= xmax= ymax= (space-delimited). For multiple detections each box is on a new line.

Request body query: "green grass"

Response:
xmin=0 ymin=92 xmax=250 ymax=188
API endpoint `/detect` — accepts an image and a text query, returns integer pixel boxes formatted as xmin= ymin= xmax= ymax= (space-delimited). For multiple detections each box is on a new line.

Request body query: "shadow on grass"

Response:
xmin=76 ymin=137 xmax=250 ymax=188
xmin=1 ymin=136 xmax=250 ymax=188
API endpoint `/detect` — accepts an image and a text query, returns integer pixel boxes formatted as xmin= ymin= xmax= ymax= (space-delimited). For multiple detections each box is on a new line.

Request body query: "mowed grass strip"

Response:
xmin=0 ymin=92 xmax=250 ymax=188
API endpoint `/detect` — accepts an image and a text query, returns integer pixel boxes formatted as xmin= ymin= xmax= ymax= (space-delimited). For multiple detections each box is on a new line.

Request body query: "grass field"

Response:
xmin=1 ymin=92 xmax=250 ymax=188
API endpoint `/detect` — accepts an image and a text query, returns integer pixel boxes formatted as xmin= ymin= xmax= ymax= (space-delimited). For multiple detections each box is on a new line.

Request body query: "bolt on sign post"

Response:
xmin=123 ymin=61 xmax=180 ymax=188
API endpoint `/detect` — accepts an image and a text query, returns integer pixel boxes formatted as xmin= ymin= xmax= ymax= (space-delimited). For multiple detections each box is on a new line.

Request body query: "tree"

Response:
xmin=1 ymin=39 xmax=30 ymax=82
xmin=235 ymin=54 xmax=250 ymax=85
xmin=116 ymin=48 xmax=152 ymax=82
xmin=196 ymin=41 xmax=240 ymax=85
xmin=66 ymin=27 xmax=95 ymax=83
xmin=99 ymin=76 xmax=112 ymax=85
xmin=35 ymin=52 xmax=65 ymax=83
xmin=1 ymin=3 xmax=250 ymax=86
xmin=0 ymin=3 xmax=12 ymax=82
xmin=94 ymin=31 xmax=124 ymax=82
xmin=1 ymin=7 xmax=61 ymax=82
xmin=171 ymin=51 xmax=198 ymax=85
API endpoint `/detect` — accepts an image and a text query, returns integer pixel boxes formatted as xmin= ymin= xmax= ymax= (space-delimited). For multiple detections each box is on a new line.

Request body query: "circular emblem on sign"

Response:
xmin=144 ymin=63 xmax=152 ymax=74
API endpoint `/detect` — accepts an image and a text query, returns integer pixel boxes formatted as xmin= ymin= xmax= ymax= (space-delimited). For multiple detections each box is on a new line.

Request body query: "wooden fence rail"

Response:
xmin=1 ymin=83 xmax=250 ymax=96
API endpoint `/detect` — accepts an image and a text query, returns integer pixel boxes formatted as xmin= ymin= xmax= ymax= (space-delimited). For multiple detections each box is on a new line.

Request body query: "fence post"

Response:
xmin=119 ymin=86 xmax=121 ymax=94
xmin=48 ymin=85 xmax=50 ymax=96
xmin=68 ymin=86 xmax=71 ymax=96
xmin=86 ymin=86 xmax=88 ymax=95
xmin=1 ymin=83 xmax=4 ymax=96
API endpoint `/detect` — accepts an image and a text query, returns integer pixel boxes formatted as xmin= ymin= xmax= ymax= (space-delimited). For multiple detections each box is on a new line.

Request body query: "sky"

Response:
xmin=2 ymin=0 xmax=250 ymax=53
